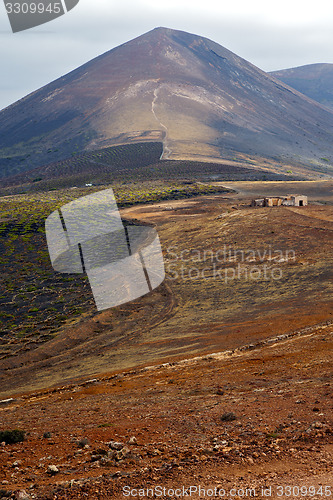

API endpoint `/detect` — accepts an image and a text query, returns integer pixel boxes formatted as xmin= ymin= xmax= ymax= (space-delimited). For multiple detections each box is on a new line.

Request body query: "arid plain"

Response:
xmin=0 ymin=181 xmax=332 ymax=499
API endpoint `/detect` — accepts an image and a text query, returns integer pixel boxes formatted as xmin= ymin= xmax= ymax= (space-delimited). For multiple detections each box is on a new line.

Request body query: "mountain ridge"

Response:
xmin=2 ymin=27 xmax=333 ymax=179
xmin=270 ymin=63 xmax=333 ymax=111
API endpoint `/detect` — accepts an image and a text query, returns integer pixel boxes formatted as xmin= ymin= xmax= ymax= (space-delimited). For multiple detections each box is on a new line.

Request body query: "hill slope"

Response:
xmin=2 ymin=28 xmax=333 ymax=178
xmin=271 ymin=63 xmax=333 ymax=110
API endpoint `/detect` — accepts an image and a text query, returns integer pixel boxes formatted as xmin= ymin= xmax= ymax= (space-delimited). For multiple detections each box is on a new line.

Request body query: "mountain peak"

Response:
xmin=1 ymin=29 xmax=333 ymax=178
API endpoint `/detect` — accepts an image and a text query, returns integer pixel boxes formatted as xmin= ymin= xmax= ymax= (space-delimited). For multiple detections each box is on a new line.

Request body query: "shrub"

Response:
xmin=0 ymin=429 xmax=25 ymax=444
xmin=266 ymin=431 xmax=279 ymax=439
xmin=28 ymin=307 xmax=39 ymax=313
xmin=220 ymin=412 xmax=237 ymax=422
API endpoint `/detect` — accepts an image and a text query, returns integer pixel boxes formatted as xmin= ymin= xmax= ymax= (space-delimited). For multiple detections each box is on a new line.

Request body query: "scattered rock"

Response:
xmin=0 ymin=399 xmax=16 ymax=406
xmin=99 ymin=457 xmax=113 ymax=467
xmin=107 ymin=441 xmax=124 ymax=450
xmin=128 ymin=436 xmax=137 ymax=445
xmin=312 ymin=421 xmax=324 ymax=429
xmin=91 ymin=448 xmax=108 ymax=462
xmin=47 ymin=465 xmax=59 ymax=476
xmin=77 ymin=438 xmax=89 ymax=448
xmin=14 ymin=490 xmax=30 ymax=500
xmin=117 ymin=446 xmax=131 ymax=461
xmin=107 ymin=450 xmax=118 ymax=460
xmin=82 ymin=379 xmax=99 ymax=386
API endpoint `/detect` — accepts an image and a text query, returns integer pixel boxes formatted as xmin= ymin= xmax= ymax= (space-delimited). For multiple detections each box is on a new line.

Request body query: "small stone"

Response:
xmin=108 ymin=441 xmax=124 ymax=450
xmin=77 ymin=438 xmax=89 ymax=448
xmin=312 ymin=421 xmax=324 ymax=429
xmin=107 ymin=450 xmax=118 ymax=460
xmin=99 ymin=457 xmax=113 ymax=467
xmin=128 ymin=436 xmax=137 ymax=445
xmin=117 ymin=446 xmax=131 ymax=461
xmin=15 ymin=490 xmax=31 ymax=499
xmin=47 ymin=465 xmax=59 ymax=475
xmin=0 ymin=398 xmax=15 ymax=405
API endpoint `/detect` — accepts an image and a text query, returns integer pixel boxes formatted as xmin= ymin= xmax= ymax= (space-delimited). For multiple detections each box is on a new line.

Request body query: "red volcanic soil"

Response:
xmin=0 ymin=323 xmax=332 ymax=499
xmin=0 ymin=186 xmax=332 ymax=499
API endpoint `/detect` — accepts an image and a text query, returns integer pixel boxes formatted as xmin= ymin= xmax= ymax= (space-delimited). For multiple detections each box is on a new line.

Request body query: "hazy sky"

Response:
xmin=1 ymin=0 xmax=333 ymax=111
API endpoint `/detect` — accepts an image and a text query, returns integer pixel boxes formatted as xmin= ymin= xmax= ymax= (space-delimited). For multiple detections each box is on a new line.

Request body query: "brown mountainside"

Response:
xmin=1 ymin=28 xmax=333 ymax=178
xmin=271 ymin=63 xmax=333 ymax=111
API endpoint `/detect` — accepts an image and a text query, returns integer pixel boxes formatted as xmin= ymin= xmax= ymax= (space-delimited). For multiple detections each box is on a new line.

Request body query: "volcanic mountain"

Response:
xmin=2 ymin=27 xmax=333 ymax=179
xmin=271 ymin=63 xmax=333 ymax=110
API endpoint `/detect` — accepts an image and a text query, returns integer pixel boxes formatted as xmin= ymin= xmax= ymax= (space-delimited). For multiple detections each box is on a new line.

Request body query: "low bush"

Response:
xmin=220 ymin=412 xmax=237 ymax=422
xmin=0 ymin=429 xmax=25 ymax=444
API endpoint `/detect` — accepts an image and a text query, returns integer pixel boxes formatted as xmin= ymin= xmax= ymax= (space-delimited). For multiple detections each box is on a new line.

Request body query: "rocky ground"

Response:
xmin=0 ymin=320 xmax=332 ymax=499
xmin=1 ymin=184 xmax=332 ymax=498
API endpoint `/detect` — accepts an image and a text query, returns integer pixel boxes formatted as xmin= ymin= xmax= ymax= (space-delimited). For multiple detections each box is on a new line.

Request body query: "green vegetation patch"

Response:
xmin=0 ymin=180 xmax=229 ymax=360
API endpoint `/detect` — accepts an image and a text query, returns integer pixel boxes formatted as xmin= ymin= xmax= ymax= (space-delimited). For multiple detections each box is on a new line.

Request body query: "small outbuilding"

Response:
xmin=251 ymin=195 xmax=308 ymax=207
xmin=281 ymin=195 xmax=308 ymax=207
xmin=251 ymin=198 xmax=265 ymax=207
